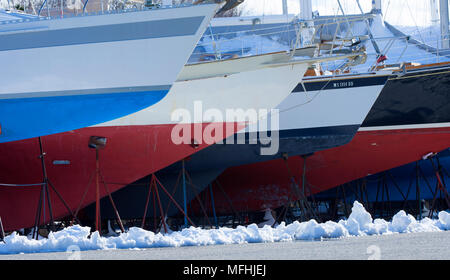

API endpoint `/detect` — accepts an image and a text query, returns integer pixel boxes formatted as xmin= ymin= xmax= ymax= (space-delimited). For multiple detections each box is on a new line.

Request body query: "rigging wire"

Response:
xmin=405 ymin=0 xmax=426 ymax=45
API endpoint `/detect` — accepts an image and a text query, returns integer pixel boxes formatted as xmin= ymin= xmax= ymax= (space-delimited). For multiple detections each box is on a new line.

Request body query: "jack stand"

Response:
xmin=346 ymin=179 xmax=370 ymax=211
xmin=141 ymin=174 xmax=196 ymax=232
xmin=33 ymin=137 xmax=79 ymax=239
xmin=183 ymin=170 xmax=213 ymax=227
xmin=340 ymin=185 xmax=349 ymax=217
xmin=74 ymin=136 xmax=125 ymax=235
xmin=299 ymin=154 xmax=321 ymax=222
xmin=374 ymin=172 xmax=392 ymax=219
xmin=142 ymin=174 xmax=168 ymax=233
xmin=209 ymin=184 xmax=219 ymax=228
xmin=427 ymin=155 xmax=450 ymax=217
xmin=95 ymin=148 xmax=101 ymax=233
xmin=33 ymin=137 xmax=54 ymax=240
xmin=182 ymin=160 xmax=188 ymax=228
xmin=158 ymin=160 xmax=212 ymax=228
xmin=279 ymin=153 xmax=319 ymax=223
xmin=416 ymin=162 xmax=423 ymax=220
xmin=403 ymin=160 xmax=437 ymax=219
xmin=214 ymin=179 xmax=242 ymax=226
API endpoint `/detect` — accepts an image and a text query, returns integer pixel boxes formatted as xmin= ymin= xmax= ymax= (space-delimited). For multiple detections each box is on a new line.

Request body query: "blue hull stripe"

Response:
xmin=0 ymin=16 xmax=204 ymax=51
xmin=0 ymin=88 xmax=169 ymax=143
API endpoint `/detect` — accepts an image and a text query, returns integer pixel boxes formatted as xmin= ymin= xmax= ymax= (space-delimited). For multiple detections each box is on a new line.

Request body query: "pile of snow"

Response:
xmin=1 ymin=201 xmax=449 ymax=255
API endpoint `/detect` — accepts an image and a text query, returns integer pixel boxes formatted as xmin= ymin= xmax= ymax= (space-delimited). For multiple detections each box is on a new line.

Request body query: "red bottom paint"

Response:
xmin=194 ymin=127 xmax=450 ymax=215
xmin=0 ymin=123 xmax=242 ymax=231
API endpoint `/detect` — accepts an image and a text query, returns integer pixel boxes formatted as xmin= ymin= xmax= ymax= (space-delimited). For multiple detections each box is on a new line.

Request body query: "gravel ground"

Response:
xmin=0 ymin=231 xmax=449 ymax=260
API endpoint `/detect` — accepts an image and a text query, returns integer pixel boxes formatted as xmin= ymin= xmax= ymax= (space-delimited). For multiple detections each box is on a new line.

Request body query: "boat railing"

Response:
xmin=190 ymin=15 xmax=373 ymax=63
xmin=190 ymin=10 xmax=450 ymax=74
xmin=304 ymin=14 xmax=450 ymax=72
xmin=191 ymin=24 xmax=295 ymax=61
xmin=362 ymin=36 xmax=450 ymax=72
xmin=0 ymin=1 xmax=195 ymax=25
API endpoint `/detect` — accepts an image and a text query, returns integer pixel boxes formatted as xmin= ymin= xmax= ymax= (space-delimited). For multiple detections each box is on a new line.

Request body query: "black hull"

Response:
xmin=363 ymin=65 xmax=450 ymax=127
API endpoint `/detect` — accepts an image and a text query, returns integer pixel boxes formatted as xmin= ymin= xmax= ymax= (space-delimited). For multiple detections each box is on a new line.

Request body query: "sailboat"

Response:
xmin=0 ymin=45 xmax=332 ymax=232
xmin=0 ymin=2 xmax=221 ymax=143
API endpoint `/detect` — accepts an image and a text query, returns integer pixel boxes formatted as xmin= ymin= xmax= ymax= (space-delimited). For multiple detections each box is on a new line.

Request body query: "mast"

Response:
xmin=430 ymin=0 xmax=440 ymax=25
xmin=356 ymin=0 xmax=383 ymax=57
xmin=282 ymin=0 xmax=288 ymax=15
xmin=298 ymin=0 xmax=313 ymax=48
xmin=372 ymin=0 xmax=382 ymax=14
xmin=440 ymin=0 xmax=450 ymax=49
xmin=299 ymin=0 xmax=312 ymax=21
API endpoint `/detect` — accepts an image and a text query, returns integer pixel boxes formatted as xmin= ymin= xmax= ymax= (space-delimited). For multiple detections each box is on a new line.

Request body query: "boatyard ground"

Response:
xmin=1 ymin=231 xmax=449 ymax=260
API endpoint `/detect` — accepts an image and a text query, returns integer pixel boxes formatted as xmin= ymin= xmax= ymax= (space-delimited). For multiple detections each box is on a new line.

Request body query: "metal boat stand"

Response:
xmin=182 ymin=167 xmax=213 ymax=228
xmin=211 ymin=179 xmax=244 ymax=227
xmin=401 ymin=161 xmax=436 ymax=219
xmin=333 ymin=185 xmax=350 ymax=219
xmin=372 ymin=172 xmax=394 ymax=219
xmin=207 ymin=184 xmax=219 ymax=228
xmin=275 ymin=153 xmax=320 ymax=224
xmin=328 ymin=178 xmax=371 ymax=220
xmin=426 ymin=154 xmax=450 ymax=217
xmin=32 ymin=137 xmax=79 ymax=239
xmin=299 ymin=154 xmax=323 ymax=221
xmin=73 ymin=136 xmax=124 ymax=235
xmin=165 ymin=160 xmax=212 ymax=228
xmin=344 ymin=179 xmax=371 ymax=212
xmin=370 ymin=170 xmax=411 ymax=218
xmin=141 ymin=173 xmax=197 ymax=232
xmin=151 ymin=159 xmax=213 ymax=230
xmin=336 ymin=152 xmax=450 ymax=220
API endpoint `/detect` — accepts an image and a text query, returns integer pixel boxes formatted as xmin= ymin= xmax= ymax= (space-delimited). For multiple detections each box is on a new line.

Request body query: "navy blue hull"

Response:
xmin=316 ymin=149 xmax=450 ymax=202
xmin=163 ymin=125 xmax=361 ymax=173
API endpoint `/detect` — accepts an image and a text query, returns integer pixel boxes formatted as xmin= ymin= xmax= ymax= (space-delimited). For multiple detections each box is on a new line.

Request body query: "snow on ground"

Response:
xmin=1 ymin=201 xmax=449 ymax=255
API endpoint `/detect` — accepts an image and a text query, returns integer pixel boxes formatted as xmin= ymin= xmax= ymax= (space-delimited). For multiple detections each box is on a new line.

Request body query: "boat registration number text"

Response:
xmin=333 ymin=81 xmax=354 ymax=88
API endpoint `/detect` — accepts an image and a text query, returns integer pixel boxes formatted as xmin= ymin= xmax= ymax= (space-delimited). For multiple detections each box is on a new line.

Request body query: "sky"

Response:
xmin=239 ymin=0 xmax=441 ymax=27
